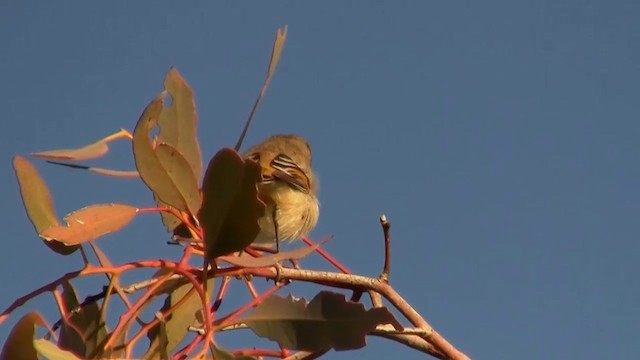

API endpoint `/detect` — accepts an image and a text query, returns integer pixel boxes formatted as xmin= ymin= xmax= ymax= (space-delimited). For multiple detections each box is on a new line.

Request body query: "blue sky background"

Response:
xmin=1 ymin=1 xmax=639 ymax=359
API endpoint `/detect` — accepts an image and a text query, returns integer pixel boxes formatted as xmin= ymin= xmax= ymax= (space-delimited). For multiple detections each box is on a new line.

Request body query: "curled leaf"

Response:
xmin=1 ymin=311 xmax=47 ymax=360
xmin=31 ymin=128 xmax=131 ymax=161
xmin=40 ymin=204 xmax=138 ymax=245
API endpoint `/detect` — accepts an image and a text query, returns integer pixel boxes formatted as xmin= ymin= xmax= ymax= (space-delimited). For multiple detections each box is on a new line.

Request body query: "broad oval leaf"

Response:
xmin=198 ymin=148 xmax=265 ymax=260
xmin=237 ymin=291 xmax=403 ymax=351
xmin=156 ymin=143 xmax=201 ymax=216
xmin=0 ymin=311 xmax=47 ymax=360
xmin=12 ymin=156 xmax=78 ymax=255
xmin=40 ymin=204 xmax=138 ymax=245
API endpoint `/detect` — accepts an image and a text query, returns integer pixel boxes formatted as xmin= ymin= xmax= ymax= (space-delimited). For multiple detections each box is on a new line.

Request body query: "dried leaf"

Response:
xmin=198 ymin=148 xmax=265 ymax=261
xmin=0 ymin=311 xmax=47 ymax=360
xmin=12 ymin=156 xmax=78 ymax=255
xmin=238 ymin=291 xmax=403 ymax=351
xmin=40 ymin=204 xmax=138 ymax=245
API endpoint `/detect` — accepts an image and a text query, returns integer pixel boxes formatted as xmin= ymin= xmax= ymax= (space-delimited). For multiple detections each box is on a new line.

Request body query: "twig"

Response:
xmin=379 ymin=214 xmax=391 ymax=282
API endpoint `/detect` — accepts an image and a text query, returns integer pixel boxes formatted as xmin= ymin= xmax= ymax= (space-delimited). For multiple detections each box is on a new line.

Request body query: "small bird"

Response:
xmin=243 ymin=134 xmax=320 ymax=247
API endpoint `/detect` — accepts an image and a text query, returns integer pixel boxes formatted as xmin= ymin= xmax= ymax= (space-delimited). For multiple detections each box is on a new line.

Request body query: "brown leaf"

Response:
xmin=198 ymin=148 xmax=265 ymax=261
xmin=0 ymin=311 xmax=47 ymax=360
xmin=238 ymin=291 xmax=403 ymax=351
xmin=40 ymin=204 xmax=138 ymax=245
xmin=12 ymin=156 xmax=78 ymax=255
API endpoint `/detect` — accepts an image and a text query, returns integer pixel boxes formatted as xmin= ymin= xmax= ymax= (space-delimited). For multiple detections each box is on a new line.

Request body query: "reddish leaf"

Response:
xmin=238 ymin=291 xmax=403 ymax=351
xmin=31 ymin=140 xmax=108 ymax=161
xmin=0 ymin=311 xmax=47 ymax=360
xmin=198 ymin=148 xmax=265 ymax=261
xmin=40 ymin=204 xmax=138 ymax=245
xmin=12 ymin=156 xmax=78 ymax=255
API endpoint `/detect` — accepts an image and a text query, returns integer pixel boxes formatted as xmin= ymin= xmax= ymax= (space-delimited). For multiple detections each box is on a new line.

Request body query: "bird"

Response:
xmin=243 ymin=134 xmax=320 ymax=247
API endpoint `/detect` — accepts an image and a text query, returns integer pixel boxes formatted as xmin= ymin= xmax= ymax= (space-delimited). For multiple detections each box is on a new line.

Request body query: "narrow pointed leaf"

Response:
xmin=12 ymin=156 xmax=78 ymax=255
xmin=157 ymin=68 xmax=203 ymax=182
xmin=238 ymin=291 xmax=403 ymax=351
xmin=34 ymin=339 xmax=82 ymax=360
xmin=198 ymin=148 xmax=265 ymax=261
xmin=1 ymin=311 xmax=47 ymax=360
xmin=46 ymin=161 xmax=141 ymax=178
xmin=40 ymin=204 xmax=138 ymax=245
xmin=31 ymin=140 xmax=108 ymax=161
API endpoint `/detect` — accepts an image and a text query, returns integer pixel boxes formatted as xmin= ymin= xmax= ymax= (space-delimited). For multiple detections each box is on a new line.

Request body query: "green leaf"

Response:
xmin=57 ymin=281 xmax=107 ymax=358
xmin=1 ymin=311 xmax=47 ymax=360
xmin=12 ymin=156 xmax=78 ymax=255
xmin=143 ymin=279 xmax=214 ymax=359
xmin=198 ymin=148 xmax=265 ymax=260
xmin=40 ymin=204 xmax=138 ymax=245
xmin=34 ymin=339 xmax=82 ymax=360
xmin=238 ymin=291 xmax=403 ymax=351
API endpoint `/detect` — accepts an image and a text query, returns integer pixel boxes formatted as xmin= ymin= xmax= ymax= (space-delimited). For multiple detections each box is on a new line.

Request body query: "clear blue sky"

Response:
xmin=1 ymin=1 xmax=639 ymax=359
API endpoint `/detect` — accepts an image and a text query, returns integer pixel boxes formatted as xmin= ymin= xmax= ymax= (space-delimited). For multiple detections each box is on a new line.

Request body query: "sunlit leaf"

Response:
xmin=31 ymin=141 xmax=108 ymax=161
xmin=133 ymin=95 xmax=200 ymax=217
xmin=144 ymin=279 xmax=214 ymax=359
xmin=198 ymin=148 xmax=265 ymax=261
xmin=12 ymin=156 xmax=78 ymax=255
xmin=34 ymin=339 xmax=82 ymax=360
xmin=40 ymin=204 xmax=138 ymax=245
xmin=46 ymin=161 xmax=141 ymax=178
xmin=31 ymin=128 xmax=131 ymax=161
xmin=157 ymin=68 xmax=203 ymax=182
xmin=218 ymin=237 xmax=331 ymax=268
xmin=237 ymin=291 xmax=403 ymax=351
xmin=58 ymin=281 xmax=107 ymax=358
xmin=0 ymin=311 xmax=47 ymax=360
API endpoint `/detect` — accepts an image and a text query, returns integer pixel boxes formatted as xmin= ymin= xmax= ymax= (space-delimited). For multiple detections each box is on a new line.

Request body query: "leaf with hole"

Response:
xmin=198 ymin=148 xmax=265 ymax=261
xmin=40 ymin=204 xmax=138 ymax=245
xmin=12 ymin=156 xmax=78 ymax=255
xmin=237 ymin=291 xmax=403 ymax=351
